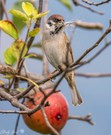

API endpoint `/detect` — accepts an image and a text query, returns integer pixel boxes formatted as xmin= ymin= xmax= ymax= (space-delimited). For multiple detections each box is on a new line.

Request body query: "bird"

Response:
xmin=42 ymin=14 xmax=83 ymax=106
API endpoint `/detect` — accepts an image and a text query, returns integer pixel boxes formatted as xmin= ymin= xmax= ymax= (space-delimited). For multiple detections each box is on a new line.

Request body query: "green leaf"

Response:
xmin=11 ymin=0 xmax=31 ymax=33
xmin=24 ymin=53 xmax=34 ymax=59
xmin=34 ymin=11 xmax=49 ymax=19
xmin=58 ymin=0 xmax=72 ymax=11
xmin=31 ymin=42 xmax=42 ymax=48
xmin=24 ymin=53 xmax=43 ymax=60
xmin=4 ymin=47 xmax=17 ymax=66
xmin=12 ymin=16 xmax=25 ymax=33
xmin=16 ymin=88 xmax=26 ymax=92
xmin=3 ymin=75 xmax=13 ymax=79
xmin=9 ymin=9 xmax=29 ymax=21
xmin=0 ymin=20 xmax=18 ymax=40
xmin=4 ymin=39 xmax=28 ymax=66
xmin=29 ymin=28 xmax=40 ymax=37
xmin=22 ymin=2 xmax=37 ymax=18
xmin=10 ymin=40 xmax=27 ymax=59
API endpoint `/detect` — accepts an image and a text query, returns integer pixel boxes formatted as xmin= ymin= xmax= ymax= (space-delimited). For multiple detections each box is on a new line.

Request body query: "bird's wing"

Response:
xmin=64 ymin=32 xmax=74 ymax=64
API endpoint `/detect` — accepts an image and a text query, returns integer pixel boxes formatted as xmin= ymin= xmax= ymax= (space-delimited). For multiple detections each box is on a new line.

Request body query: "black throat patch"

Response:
xmin=50 ymin=25 xmax=63 ymax=35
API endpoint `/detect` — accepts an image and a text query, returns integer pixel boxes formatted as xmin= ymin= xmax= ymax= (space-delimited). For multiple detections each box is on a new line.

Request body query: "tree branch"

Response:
xmin=68 ymin=114 xmax=94 ymax=125
xmin=41 ymin=106 xmax=60 ymax=135
xmin=72 ymin=0 xmax=104 ymax=15
xmin=0 ymin=88 xmax=30 ymax=111
xmin=1 ymin=0 xmax=9 ymax=20
xmin=75 ymin=72 xmax=111 ymax=78
xmin=82 ymin=0 xmax=111 ymax=6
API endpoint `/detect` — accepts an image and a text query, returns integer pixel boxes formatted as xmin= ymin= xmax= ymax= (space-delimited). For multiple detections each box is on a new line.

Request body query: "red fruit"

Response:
xmin=22 ymin=89 xmax=69 ymax=134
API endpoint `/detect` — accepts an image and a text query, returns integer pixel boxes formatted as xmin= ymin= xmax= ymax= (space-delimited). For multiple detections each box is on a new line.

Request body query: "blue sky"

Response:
xmin=0 ymin=0 xmax=111 ymax=135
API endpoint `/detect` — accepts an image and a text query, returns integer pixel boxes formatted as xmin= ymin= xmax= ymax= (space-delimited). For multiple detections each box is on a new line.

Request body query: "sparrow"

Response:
xmin=42 ymin=14 xmax=83 ymax=106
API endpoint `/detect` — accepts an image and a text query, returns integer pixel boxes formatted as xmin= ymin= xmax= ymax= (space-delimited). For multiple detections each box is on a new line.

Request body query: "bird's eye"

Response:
xmin=48 ymin=21 xmax=52 ymax=26
xmin=54 ymin=18 xmax=59 ymax=22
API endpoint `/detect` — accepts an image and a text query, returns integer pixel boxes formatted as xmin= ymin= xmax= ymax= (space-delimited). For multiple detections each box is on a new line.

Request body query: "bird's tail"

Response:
xmin=65 ymin=72 xmax=83 ymax=106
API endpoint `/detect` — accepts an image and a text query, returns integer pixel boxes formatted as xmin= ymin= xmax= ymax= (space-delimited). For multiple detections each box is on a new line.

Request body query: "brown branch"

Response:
xmin=0 ymin=0 xmax=4 ymax=20
xmin=14 ymin=98 xmax=25 ymax=135
xmin=0 ymin=64 xmax=17 ymax=75
xmin=27 ymin=52 xmax=43 ymax=60
xmin=27 ymin=0 xmax=43 ymax=49
xmin=72 ymin=0 xmax=104 ymax=15
xmin=1 ymin=0 xmax=9 ymax=20
xmin=68 ymin=114 xmax=95 ymax=125
xmin=17 ymin=28 xmax=31 ymax=71
xmin=0 ymin=110 xmax=28 ymax=114
xmin=82 ymin=0 xmax=111 ymax=6
xmin=75 ymin=72 xmax=111 ymax=78
xmin=74 ymin=20 xmax=103 ymax=30
xmin=14 ymin=114 xmax=20 ymax=135
xmin=42 ymin=0 xmax=50 ymax=76
xmin=41 ymin=106 xmax=60 ymax=135
xmin=0 ymin=64 xmax=44 ymax=80
xmin=0 ymin=88 xmax=30 ymax=111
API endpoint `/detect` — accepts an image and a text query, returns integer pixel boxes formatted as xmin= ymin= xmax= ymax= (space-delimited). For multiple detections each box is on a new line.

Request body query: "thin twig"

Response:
xmin=0 ymin=0 xmax=4 ymax=20
xmin=0 ymin=110 xmax=28 ymax=114
xmin=27 ymin=0 xmax=43 ymax=49
xmin=27 ymin=52 xmax=43 ymax=60
xmin=82 ymin=0 xmax=111 ymax=6
xmin=72 ymin=0 xmax=104 ymax=15
xmin=17 ymin=24 xmax=31 ymax=73
xmin=0 ymin=88 xmax=30 ymax=111
xmin=41 ymin=106 xmax=60 ymax=135
xmin=13 ymin=98 xmax=25 ymax=135
xmin=1 ymin=0 xmax=9 ymax=20
xmin=8 ymin=25 xmax=31 ymax=90
xmin=42 ymin=0 xmax=50 ymax=75
xmin=75 ymin=72 xmax=111 ymax=78
xmin=73 ymin=20 xmax=103 ymax=30
xmin=13 ymin=114 xmax=20 ymax=135
xmin=68 ymin=114 xmax=95 ymax=125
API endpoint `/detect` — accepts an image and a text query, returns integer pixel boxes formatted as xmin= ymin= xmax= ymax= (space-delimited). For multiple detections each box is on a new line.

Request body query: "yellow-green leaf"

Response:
xmin=29 ymin=28 xmax=40 ymax=37
xmin=10 ymin=40 xmax=27 ymax=59
xmin=58 ymin=0 xmax=72 ymax=11
xmin=3 ymin=75 xmax=13 ymax=79
xmin=0 ymin=20 xmax=18 ymax=40
xmin=22 ymin=2 xmax=37 ymax=18
xmin=9 ymin=9 xmax=29 ymax=21
xmin=4 ymin=40 xmax=28 ymax=66
xmin=4 ymin=47 xmax=17 ymax=66
xmin=16 ymin=88 xmax=26 ymax=92
xmin=34 ymin=11 xmax=49 ymax=19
